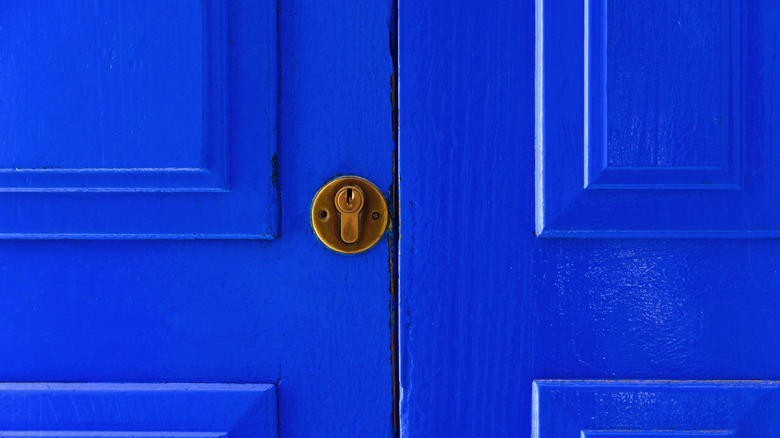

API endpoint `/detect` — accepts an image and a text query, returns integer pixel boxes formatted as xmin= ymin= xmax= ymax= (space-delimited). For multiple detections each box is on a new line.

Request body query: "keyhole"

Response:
xmin=311 ymin=177 xmax=387 ymax=253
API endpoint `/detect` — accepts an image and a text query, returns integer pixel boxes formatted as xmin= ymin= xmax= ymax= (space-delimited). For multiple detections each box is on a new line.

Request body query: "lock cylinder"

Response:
xmin=334 ymin=185 xmax=365 ymax=244
xmin=311 ymin=176 xmax=388 ymax=254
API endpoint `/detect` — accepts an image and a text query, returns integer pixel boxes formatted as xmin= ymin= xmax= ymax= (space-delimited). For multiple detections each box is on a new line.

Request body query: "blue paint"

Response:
xmin=536 ymin=0 xmax=780 ymax=237
xmin=0 ymin=0 xmax=394 ymax=436
xmin=603 ymin=2 xmax=724 ymax=169
xmin=0 ymin=383 xmax=276 ymax=436
xmin=400 ymin=0 xmax=780 ymax=436
xmin=0 ymin=0 xmax=277 ymax=237
xmin=585 ymin=0 xmax=742 ymax=188
xmin=399 ymin=0 xmax=533 ymax=435
xmin=534 ymin=380 xmax=780 ymax=436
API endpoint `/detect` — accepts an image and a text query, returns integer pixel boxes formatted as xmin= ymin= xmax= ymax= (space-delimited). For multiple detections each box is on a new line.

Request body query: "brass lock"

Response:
xmin=311 ymin=176 xmax=389 ymax=254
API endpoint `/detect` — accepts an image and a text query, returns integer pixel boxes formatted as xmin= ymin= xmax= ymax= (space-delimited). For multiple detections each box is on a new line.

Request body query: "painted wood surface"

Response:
xmin=0 ymin=0 xmax=277 ymax=238
xmin=534 ymin=380 xmax=780 ymax=437
xmin=604 ymin=1 xmax=724 ymax=169
xmin=399 ymin=0 xmax=534 ymax=435
xmin=400 ymin=0 xmax=780 ymax=436
xmin=536 ymin=0 xmax=780 ymax=236
xmin=0 ymin=383 xmax=276 ymax=436
xmin=0 ymin=1 xmax=394 ymax=436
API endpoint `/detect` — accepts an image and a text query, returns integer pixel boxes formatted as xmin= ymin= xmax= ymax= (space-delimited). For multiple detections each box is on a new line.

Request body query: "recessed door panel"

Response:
xmin=533 ymin=0 xmax=780 ymax=237
xmin=0 ymin=0 xmax=393 ymax=436
xmin=0 ymin=1 xmax=278 ymax=238
xmin=534 ymin=380 xmax=780 ymax=438
xmin=0 ymin=383 xmax=276 ymax=437
xmin=399 ymin=0 xmax=780 ymax=435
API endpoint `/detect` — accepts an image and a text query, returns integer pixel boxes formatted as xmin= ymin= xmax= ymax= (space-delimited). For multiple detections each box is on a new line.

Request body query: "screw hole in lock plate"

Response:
xmin=310 ymin=175 xmax=389 ymax=254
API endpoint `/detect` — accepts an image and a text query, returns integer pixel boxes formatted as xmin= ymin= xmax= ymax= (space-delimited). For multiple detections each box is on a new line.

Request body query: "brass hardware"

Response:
xmin=311 ymin=176 xmax=388 ymax=254
xmin=334 ymin=185 xmax=365 ymax=244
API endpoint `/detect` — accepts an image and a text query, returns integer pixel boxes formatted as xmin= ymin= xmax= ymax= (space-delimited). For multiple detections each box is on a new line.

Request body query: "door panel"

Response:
xmin=534 ymin=380 xmax=780 ymax=438
xmin=0 ymin=1 xmax=393 ymax=436
xmin=399 ymin=0 xmax=780 ymax=436
xmin=536 ymin=0 xmax=768 ymax=237
xmin=0 ymin=383 xmax=276 ymax=437
xmin=0 ymin=1 xmax=278 ymax=238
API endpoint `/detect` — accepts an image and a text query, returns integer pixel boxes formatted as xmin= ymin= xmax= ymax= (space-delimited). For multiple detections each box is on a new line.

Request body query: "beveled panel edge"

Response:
xmin=0 ymin=0 xmax=229 ymax=192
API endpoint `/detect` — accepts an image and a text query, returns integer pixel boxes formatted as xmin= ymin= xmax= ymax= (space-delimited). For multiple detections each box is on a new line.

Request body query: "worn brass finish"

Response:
xmin=334 ymin=185 xmax=365 ymax=244
xmin=311 ymin=176 xmax=388 ymax=254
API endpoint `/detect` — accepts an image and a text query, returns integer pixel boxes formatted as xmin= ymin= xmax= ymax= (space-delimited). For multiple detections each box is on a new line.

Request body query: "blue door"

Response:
xmin=400 ymin=0 xmax=780 ymax=436
xmin=0 ymin=1 xmax=393 ymax=437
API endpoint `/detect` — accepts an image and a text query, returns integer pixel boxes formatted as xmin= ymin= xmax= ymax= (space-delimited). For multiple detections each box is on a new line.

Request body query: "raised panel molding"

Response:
xmin=0 ymin=434 xmax=228 ymax=438
xmin=0 ymin=1 xmax=278 ymax=238
xmin=533 ymin=380 xmax=780 ymax=438
xmin=534 ymin=0 xmax=780 ymax=237
xmin=585 ymin=0 xmax=742 ymax=189
xmin=0 ymin=0 xmax=229 ymax=192
xmin=0 ymin=383 xmax=276 ymax=437
xmin=582 ymin=431 xmax=737 ymax=438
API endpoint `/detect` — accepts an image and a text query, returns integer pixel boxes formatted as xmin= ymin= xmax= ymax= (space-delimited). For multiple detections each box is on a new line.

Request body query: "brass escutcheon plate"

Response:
xmin=311 ymin=176 xmax=389 ymax=254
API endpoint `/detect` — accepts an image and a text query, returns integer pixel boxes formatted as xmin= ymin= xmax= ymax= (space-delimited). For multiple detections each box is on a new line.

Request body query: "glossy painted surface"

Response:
xmin=399 ymin=0 xmax=533 ymax=435
xmin=534 ymin=380 xmax=780 ymax=437
xmin=400 ymin=0 xmax=780 ymax=436
xmin=604 ymin=2 xmax=724 ymax=169
xmin=0 ymin=383 xmax=276 ymax=436
xmin=0 ymin=1 xmax=393 ymax=436
xmin=0 ymin=0 xmax=277 ymax=238
xmin=536 ymin=0 xmax=780 ymax=236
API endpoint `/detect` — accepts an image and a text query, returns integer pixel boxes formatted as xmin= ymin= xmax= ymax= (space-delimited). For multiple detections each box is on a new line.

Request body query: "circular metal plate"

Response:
xmin=311 ymin=176 xmax=389 ymax=254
